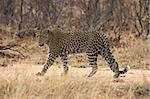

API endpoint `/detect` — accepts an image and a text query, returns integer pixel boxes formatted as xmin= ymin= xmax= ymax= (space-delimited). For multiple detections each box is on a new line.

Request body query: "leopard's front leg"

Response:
xmin=36 ymin=52 xmax=58 ymax=76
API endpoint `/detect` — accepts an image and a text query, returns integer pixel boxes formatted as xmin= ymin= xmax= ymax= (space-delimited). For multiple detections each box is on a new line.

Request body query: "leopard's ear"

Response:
xmin=29 ymin=28 xmax=40 ymax=37
xmin=30 ymin=27 xmax=42 ymax=37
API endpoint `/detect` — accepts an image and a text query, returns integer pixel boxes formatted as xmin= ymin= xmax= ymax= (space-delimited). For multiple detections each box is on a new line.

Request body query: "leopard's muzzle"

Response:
xmin=39 ymin=43 xmax=44 ymax=47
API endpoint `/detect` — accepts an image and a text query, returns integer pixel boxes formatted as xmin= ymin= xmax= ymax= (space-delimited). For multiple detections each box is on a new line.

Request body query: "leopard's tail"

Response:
xmin=113 ymin=65 xmax=130 ymax=78
xmin=119 ymin=65 xmax=130 ymax=74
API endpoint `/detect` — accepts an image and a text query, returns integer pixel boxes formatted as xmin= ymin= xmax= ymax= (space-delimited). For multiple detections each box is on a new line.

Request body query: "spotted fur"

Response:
xmin=36 ymin=28 xmax=129 ymax=78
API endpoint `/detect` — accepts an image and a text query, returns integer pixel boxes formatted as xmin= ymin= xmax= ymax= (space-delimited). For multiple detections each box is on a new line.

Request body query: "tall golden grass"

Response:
xmin=0 ymin=71 xmax=150 ymax=99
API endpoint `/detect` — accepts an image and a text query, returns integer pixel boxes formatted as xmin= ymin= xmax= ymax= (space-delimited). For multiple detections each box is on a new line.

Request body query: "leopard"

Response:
xmin=36 ymin=27 xmax=129 ymax=78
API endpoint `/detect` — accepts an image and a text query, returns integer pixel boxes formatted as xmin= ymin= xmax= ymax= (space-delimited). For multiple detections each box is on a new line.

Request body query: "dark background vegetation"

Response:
xmin=0 ymin=0 xmax=149 ymax=39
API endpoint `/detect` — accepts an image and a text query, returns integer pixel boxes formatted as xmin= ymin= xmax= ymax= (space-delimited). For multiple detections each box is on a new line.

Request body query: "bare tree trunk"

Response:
xmin=18 ymin=0 xmax=23 ymax=30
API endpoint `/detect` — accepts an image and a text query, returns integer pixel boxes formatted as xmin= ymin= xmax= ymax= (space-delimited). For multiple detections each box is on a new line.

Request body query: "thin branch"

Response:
xmin=0 ymin=43 xmax=29 ymax=58
xmin=0 ymin=44 xmax=19 ymax=50
xmin=9 ymin=48 xmax=26 ymax=58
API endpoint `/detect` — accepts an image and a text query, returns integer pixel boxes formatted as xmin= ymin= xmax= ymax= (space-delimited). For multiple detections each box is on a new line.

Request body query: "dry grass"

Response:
xmin=0 ymin=70 xmax=150 ymax=99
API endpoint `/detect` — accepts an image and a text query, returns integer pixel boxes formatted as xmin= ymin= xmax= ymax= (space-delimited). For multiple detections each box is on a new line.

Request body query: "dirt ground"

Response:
xmin=0 ymin=63 xmax=150 ymax=83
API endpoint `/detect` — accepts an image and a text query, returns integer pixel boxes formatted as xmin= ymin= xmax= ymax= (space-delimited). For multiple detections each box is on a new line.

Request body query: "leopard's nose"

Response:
xmin=39 ymin=43 xmax=44 ymax=46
